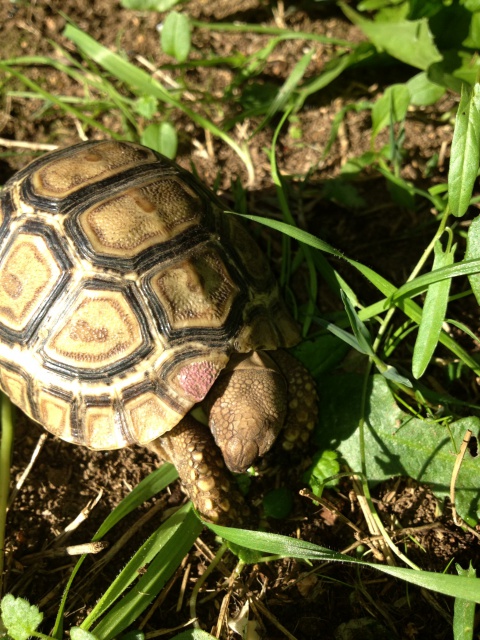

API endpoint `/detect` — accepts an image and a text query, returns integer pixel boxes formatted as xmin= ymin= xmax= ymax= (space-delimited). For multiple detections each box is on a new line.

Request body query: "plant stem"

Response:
xmin=0 ymin=394 xmax=14 ymax=596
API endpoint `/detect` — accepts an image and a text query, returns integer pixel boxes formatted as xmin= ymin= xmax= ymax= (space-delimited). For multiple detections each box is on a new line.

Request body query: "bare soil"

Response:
xmin=0 ymin=1 xmax=479 ymax=639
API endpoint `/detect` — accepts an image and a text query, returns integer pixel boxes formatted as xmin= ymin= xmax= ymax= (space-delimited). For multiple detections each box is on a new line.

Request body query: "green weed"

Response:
xmin=1 ymin=2 xmax=480 ymax=639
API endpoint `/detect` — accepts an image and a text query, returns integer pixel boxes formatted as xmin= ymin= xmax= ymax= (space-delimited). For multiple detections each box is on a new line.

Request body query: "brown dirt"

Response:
xmin=0 ymin=1 xmax=479 ymax=639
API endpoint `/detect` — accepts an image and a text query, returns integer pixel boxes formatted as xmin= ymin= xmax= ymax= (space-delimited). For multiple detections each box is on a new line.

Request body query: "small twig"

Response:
xmin=194 ymin=536 xmax=231 ymax=577
xmin=352 ymin=475 xmax=421 ymax=570
xmin=341 ymin=522 xmax=442 ymax=555
xmin=144 ymin=618 xmax=197 ymax=639
xmin=21 ymin=541 xmax=108 ymax=564
xmin=189 ymin=541 xmax=228 ymax=629
xmin=353 ymin=477 xmax=392 ymax=563
xmin=139 ymin=561 xmax=186 ymax=630
xmin=48 ymin=489 xmax=104 ymax=552
xmin=421 ymin=587 xmax=452 ymax=624
xmin=8 ymin=433 xmax=48 ymax=511
xmin=0 ymin=137 xmax=58 ymax=151
xmin=214 ymin=559 xmax=244 ymax=638
xmin=52 ymin=498 xmax=168 ymax=614
xmin=450 ymin=429 xmax=480 ymax=539
xmin=135 ymin=55 xmax=197 ymax=102
xmin=176 ymin=559 xmax=191 ymax=613
xmin=63 ymin=490 xmax=104 ymax=534
xmin=300 ymin=489 xmax=364 ymax=534
xmin=300 ymin=488 xmax=385 ymax=562
xmin=250 ymin=593 xmax=299 ymax=640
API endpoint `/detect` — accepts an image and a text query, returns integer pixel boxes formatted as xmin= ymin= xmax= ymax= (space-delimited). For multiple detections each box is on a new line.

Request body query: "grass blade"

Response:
xmin=236 ymin=213 xmax=480 ymax=374
xmin=63 ymin=23 xmax=254 ymax=182
xmin=262 ymin=48 xmax=314 ymax=123
xmin=448 ymin=83 xmax=480 ymax=217
xmin=454 ymin=565 xmax=476 ymax=640
xmin=83 ymin=504 xmax=200 ymax=630
xmin=412 ymin=238 xmax=455 ymax=379
xmin=94 ymin=464 xmax=178 ymax=540
xmin=465 ymin=214 xmax=480 ymax=304
xmin=90 ymin=505 xmax=202 ymax=640
xmin=208 ymin=525 xmax=480 ymax=603
xmin=51 ymin=464 xmax=179 ymax=637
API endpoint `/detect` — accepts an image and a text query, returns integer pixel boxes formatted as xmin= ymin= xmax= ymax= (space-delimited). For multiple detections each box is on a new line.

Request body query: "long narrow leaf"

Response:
xmin=392 ymin=258 xmax=480 ymax=300
xmin=454 ymin=565 xmax=476 ymax=640
xmin=412 ymin=240 xmax=455 ymax=379
xmin=63 ymin=24 xmax=254 ymax=182
xmin=448 ymin=83 xmax=480 ymax=217
xmin=51 ymin=464 xmax=179 ymax=638
xmin=91 ymin=505 xmax=202 ymax=640
xmin=94 ymin=464 xmax=178 ymax=540
xmin=340 ymin=290 xmax=374 ymax=356
xmin=236 ymin=213 xmax=480 ymax=374
xmin=465 ymin=214 xmax=480 ymax=304
xmin=83 ymin=504 xmax=198 ymax=629
xmin=0 ymin=64 xmax=116 ymax=136
xmin=265 ymin=49 xmax=314 ymax=120
xmin=209 ymin=525 xmax=480 ymax=603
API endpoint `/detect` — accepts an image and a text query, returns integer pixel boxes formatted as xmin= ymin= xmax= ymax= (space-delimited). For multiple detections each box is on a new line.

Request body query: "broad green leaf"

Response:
xmin=341 ymin=150 xmax=379 ymax=175
xmin=0 ymin=595 xmax=43 ymax=640
xmin=409 ymin=0 xmax=444 ymax=20
xmin=462 ymin=11 xmax=480 ymax=47
xmin=141 ymin=122 xmax=178 ymax=158
xmin=464 ymin=0 xmax=480 ymax=11
xmin=454 ymin=51 xmax=480 ymax=86
xmin=161 ymin=12 xmax=191 ymax=63
xmin=465 ymin=214 xmax=480 ymax=303
xmin=454 ymin=565 xmax=476 ymax=639
xmin=448 ymin=83 xmax=480 ymax=217
xmin=407 ymin=72 xmax=445 ymax=106
xmin=303 ymin=449 xmax=340 ymax=497
xmin=322 ymin=177 xmax=366 ymax=208
xmin=340 ymin=3 xmax=442 ymax=70
xmin=371 ymin=83 xmax=410 ymax=140
xmin=412 ymin=239 xmax=455 ymax=379
xmin=263 ymin=487 xmax=293 ymax=519
xmin=208 ymin=524 xmax=480 ymax=603
xmin=134 ymin=95 xmax=158 ymax=119
xmin=357 ymin=0 xmax=396 ymax=10
xmin=293 ymin=334 xmax=350 ymax=377
xmin=315 ymin=373 xmax=480 ymax=525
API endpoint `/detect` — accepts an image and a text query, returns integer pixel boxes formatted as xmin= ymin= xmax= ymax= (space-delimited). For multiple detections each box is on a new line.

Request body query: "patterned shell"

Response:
xmin=0 ymin=140 xmax=299 ymax=450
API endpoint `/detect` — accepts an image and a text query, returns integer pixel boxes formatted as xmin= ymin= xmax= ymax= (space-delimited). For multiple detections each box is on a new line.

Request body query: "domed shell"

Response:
xmin=0 ymin=140 xmax=299 ymax=450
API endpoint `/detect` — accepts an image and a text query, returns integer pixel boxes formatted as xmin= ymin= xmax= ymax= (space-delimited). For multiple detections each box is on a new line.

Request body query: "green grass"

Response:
xmin=2 ymin=1 xmax=480 ymax=639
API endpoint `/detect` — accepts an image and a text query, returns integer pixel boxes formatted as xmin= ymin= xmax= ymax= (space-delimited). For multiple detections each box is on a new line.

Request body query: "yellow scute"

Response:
xmin=43 ymin=288 xmax=146 ymax=369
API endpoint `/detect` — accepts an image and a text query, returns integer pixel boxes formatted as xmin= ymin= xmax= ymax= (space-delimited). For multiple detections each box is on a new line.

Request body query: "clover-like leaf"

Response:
xmin=0 ymin=595 xmax=43 ymax=640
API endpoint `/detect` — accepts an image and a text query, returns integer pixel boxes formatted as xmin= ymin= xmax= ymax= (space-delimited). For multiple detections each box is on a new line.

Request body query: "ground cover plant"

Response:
xmin=1 ymin=0 xmax=480 ymax=638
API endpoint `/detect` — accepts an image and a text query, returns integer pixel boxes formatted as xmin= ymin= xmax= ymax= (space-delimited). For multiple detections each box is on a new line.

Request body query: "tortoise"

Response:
xmin=0 ymin=140 xmax=317 ymax=524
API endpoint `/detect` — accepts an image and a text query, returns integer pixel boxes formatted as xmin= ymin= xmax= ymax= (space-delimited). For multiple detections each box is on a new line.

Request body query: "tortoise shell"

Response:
xmin=0 ymin=140 xmax=298 ymax=450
